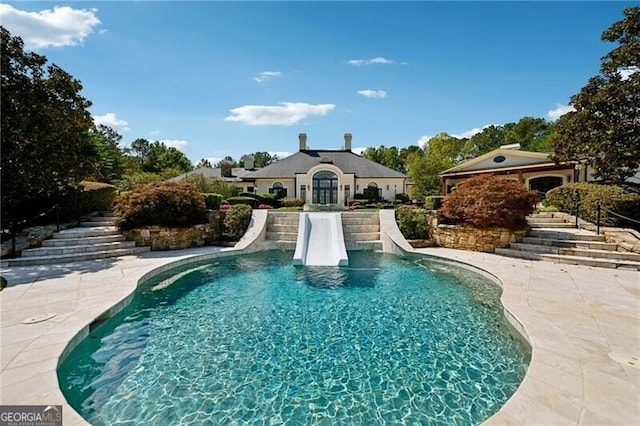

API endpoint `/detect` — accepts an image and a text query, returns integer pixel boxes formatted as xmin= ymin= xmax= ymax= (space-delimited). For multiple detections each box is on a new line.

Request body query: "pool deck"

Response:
xmin=1 ymin=246 xmax=639 ymax=425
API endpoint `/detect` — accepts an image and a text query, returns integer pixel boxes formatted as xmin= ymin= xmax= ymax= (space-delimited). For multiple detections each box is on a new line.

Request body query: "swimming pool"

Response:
xmin=58 ymin=251 xmax=529 ymax=425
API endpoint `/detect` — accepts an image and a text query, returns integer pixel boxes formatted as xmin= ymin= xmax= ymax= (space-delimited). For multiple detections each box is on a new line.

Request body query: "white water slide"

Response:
xmin=293 ymin=213 xmax=349 ymax=266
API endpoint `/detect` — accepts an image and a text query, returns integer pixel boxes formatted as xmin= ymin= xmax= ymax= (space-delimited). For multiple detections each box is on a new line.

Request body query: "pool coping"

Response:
xmin=1 ymin=211 xmax=639 ymax=424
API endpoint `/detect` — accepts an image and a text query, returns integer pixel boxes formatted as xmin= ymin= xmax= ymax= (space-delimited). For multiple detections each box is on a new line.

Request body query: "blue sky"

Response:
xmin=1 ymin=1 xmax=635 ymax=165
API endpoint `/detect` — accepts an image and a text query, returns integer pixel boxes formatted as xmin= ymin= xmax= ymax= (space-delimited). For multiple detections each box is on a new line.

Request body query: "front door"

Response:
xmin=529 ymin=176 xmax=563 ymax=197
xmin=312 ymin=171 xmax=338 ymax=204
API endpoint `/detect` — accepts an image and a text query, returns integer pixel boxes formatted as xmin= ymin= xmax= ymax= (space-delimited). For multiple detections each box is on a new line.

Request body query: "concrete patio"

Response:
xmin=1 ymin=244 xmax=638 ymax=424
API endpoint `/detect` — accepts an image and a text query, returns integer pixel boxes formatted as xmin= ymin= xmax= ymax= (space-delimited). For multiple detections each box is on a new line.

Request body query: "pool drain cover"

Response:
xmin=22 ymin=312 xmax=57 ymax=324
xmin=609 ymin=352 xmax=640 ymax=369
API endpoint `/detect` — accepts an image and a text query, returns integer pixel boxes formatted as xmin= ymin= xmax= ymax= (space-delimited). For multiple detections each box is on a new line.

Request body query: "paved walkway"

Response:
xmin=1 ymin=246 xmax=638 ymax=425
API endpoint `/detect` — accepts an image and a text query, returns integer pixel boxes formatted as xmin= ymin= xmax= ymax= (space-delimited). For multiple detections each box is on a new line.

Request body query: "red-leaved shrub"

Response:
xmin=441 ymin=175 xmax=540 ymax=230
xmin=114 ymin=182 xmax=207 ymax=229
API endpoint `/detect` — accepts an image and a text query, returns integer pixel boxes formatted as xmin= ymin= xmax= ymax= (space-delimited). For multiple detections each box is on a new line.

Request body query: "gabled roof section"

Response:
xmin=167 ymin=167 xmax=256 ymax=183
xmin=246 ymin=150 xmax=406 ymax=179
xmin=440 ymin=148 xmax=553 ymax=176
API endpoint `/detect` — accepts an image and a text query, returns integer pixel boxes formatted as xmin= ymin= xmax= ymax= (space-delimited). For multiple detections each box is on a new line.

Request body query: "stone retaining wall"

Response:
xmin=427 ymin=212 xmax=524 ymax=252
xmin=123 ymin=211 xmax=224 ymax=251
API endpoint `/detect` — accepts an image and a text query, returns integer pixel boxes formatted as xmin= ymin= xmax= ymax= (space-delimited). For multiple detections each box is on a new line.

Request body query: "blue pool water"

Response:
xmin=58 ymin=251 xmax=529 ymax=425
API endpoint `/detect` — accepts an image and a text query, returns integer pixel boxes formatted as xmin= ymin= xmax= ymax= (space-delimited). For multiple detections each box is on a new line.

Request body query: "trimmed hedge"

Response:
xmin=545 ymin=183 xmax=640 ymax=226
xmin=442 ymin=175 xmax=539 ymax=230
xmin=224 ymin=204 xmax=253 ymax=240
xmin=424 ymin=196 xmax=444 ymax=210
xmin=114 ymin=182 xmax=207 ymax=229
xmin=227 ymin=196 xmax=258 ymax=208
xmin=281 ymin=197 xmax=305 ymax=208
xmin=396 ymin=206 xmax=429 ymax=239
xmin=203 ymin=193 xmax=224 ymax=210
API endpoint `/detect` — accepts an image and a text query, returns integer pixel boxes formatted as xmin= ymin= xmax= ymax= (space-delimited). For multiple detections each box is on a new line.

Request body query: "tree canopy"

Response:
xmin=1 ymin=26 xmax=95 ymax=226
xmin=551 ymin=6 xmax=640 ymax=183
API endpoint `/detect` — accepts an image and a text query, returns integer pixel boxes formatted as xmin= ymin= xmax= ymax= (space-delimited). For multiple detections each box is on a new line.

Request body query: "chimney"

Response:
xmin=299 ymin=133 xmax=307 ymax=151
xmin=243 ymin=155 xmax=255 ymax=170
xmin=343 ymin=133 xmax=352 ymax=151
xmin=220 ymin=160 xmax=233 ymax=177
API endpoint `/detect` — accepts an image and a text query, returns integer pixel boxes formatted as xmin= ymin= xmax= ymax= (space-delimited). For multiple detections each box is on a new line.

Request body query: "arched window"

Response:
xmin=269 ymin=182 xmax=287 ymax=198
xmin=312 ymin=171 xmax=338 ymax=204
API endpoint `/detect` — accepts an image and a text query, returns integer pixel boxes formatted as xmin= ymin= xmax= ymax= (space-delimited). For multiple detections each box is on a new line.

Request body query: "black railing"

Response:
xmin=596 ymin=204 xmax=640 ymax=235
xmin=6 ymin=203 xmax=61 ymax=258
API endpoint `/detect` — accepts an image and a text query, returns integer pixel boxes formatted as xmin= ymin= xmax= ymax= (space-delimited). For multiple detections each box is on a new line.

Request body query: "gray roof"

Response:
xmin=167 ymin=167 xmax=257 ymax=183
xmin=246 ymin=150 xmax=407 ymax=179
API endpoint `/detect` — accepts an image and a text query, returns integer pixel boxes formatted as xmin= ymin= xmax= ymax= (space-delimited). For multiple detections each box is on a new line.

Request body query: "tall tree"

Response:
xmin=196 ymin=158 xmax=213 ymax=168
xmin=144 ymin=141 xmax=193 ymax=174
xmin=408 ymin=133 xmax=464 ymax=196
xmin=1 ymin=27 xmax=95 ymax=226
xmin=551 ymin=7 xmax=640 ymax=183
xmin=88 ymin=125 xmax=130 ymax=183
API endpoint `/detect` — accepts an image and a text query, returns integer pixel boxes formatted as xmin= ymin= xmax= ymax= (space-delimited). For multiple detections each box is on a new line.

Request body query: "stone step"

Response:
xmin=80 ymin=221 xmax=114 ymax=227
xmin=42 ymin=234 xmax=126 ymax=247
xmin=495 ymin=248 xmax=640 ymax=270
xmin=343 ymin=224 xmax=380 ymax=233
xmin=529 ymin=229 xmax=606 ymax=242
xmin=268 ymin=224 xmax=299 ymax=233
xmin=344 ymin=232 xmax=380 ymax=242
xmin=508 ymin=243 xmax=640 ymax=261
xmin=266 ymin=231 xmax=298 ymax=242
xmin=341 ymin=217 xmax=380 ymax=226
xmin=529 ymin=212 xmax=561 ymax=218
xmin=528 ymin=222 xmax=577 ymax=229
xmin=53 ymin=227 xmax=120 ymax=239
xmin=526 ymin=217 xmax=568 ymax=224
xmin=521 ymin=237 xmax=618 ymax=251
xmin=2 ymin=247 xmax=151 ymax=267
xmin=346 ymin=241 xmax=383 ymax=251
xmin=88 ymin=216 xmax=115 ymax=223
xmin=22 ymin=241 xmax=137 ymax=257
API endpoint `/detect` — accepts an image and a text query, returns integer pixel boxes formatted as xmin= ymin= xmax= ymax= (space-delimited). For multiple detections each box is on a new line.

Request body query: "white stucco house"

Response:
xmin=246 ymin=133 xmax=407 ymax=206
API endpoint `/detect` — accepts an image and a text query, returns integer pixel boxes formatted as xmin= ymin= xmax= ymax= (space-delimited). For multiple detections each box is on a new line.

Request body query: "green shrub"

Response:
xmin=79 ymin=181 xmax=118 ymax=212
xmin=545 ymin=182 xmax=640 ymax=226
xmin=224 ymin=204 xmax=253 ymax=240
xmin=203 ymin=193 xmax=224 ymax=210
xmin=227 ymin=196 xmax=258 ymax=208
xmin=184 ymin=175 xmax=236 ymax=198
xmin=282 ymin=197 xmax=305 ymax=208
xmin=113 ymin=182 xmax=207 ymax=229
xmin=395 ymin=193 xmax=410 ymax=203
xmin=442 ymin=175 xmax=540 ymax=230
xmin=396 ymin=206 xmax=429 ymax=239
xmin=114 ymin=172 xmax=163 ymax=192
xmin=256 ymin=192 xmax=279 ymax=206
xmin=424 ymin=196 xmax=444 ymax=210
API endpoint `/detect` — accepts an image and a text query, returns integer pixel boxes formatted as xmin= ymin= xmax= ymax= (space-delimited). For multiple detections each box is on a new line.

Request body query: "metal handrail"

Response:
xmin=595 ymin=204 xmax=640 ymax=235
xmin=7 ymin=203 xmax=61 ymax=257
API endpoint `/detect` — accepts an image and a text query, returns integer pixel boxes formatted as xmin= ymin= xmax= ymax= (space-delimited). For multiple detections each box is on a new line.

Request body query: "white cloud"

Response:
xmin=224 ymin=102 xmax=336 ymax=126
xmin=547 ymin=104 xmax=576 ymax=120
xmin=619 ymin=66 xmax=639 ymax=81
xmin=347 ymin=57 xmax=396 ymax=66
xmin=452 ymin=125 xmax=493 ymax=139
xmin=254 ymin=71 xmax=282 ymax=83
xmin=417 ymin=136 xmax=433 ymax=148
xmin=352 ymin=146 xmax=367 ymax=155
xmin=268 ymin=151 xmax=292 ymax=160
xmin=160 ymin=139 xmax=189 ymax=150
xmin=0 ymin=4 xmax=101 ymax=49
xmin=357 ymin=89 xmax=387 ymax=99
xmin=93 ymin=112 xmax=128 ymax=129
xmin=150 ymin=129 xmax=160 ymax=135
xmin=206 ymin=157 xmax=225 ymax=166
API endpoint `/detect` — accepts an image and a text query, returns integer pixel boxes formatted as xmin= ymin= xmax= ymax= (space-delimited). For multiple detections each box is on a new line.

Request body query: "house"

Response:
xmin=246 ymin=133 xmax=407 ymax=206
xmin=167 ymin=156 xmax=258 ymax=194
xmin=439 ymin=144 xmax=596 ymax=196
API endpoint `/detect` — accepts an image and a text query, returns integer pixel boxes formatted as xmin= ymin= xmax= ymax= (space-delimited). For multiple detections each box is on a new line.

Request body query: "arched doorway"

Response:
xmin=312 ymin=171 xmax=338 ymax=204
xmin=529 ymin=176 xmax=563 ymax=197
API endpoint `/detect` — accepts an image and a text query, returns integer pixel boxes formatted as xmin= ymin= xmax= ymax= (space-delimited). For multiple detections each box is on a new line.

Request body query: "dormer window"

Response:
xmin=319 ymin=156 xmax=332 ymax=163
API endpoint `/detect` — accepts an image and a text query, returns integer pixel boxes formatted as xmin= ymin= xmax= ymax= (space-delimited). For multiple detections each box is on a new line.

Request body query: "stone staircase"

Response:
xmin=2 ymin=212 xmax=150 ymax=267
xmin=264 ymin=211 xmax=382 ymax=251
xmin=265 ymin=212 xmax=299 ymax=250
xmin=495 ymin=212 xmax=640 ymax=270
xmin=341 ymin=211 xmax=382 ymax=251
